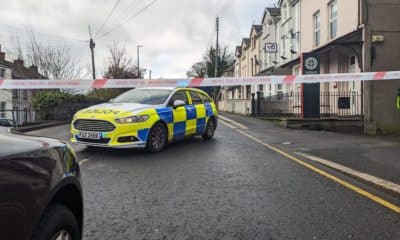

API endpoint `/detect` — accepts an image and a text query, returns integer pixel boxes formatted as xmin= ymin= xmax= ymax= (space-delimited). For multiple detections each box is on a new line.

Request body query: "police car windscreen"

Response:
xmin=112 ymin=89 xmax=172 ymax=105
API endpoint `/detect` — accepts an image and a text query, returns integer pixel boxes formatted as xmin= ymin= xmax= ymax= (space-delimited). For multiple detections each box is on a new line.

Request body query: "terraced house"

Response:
xmin=0 ymin=45 xmax=45 ymax=124
xmin=220 ymin=0 xmax=400 ymax=134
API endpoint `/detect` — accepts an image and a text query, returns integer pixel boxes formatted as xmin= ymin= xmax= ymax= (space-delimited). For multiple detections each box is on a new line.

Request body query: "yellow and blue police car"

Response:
xmin=71 ymin=87 xmax=218 ymax=152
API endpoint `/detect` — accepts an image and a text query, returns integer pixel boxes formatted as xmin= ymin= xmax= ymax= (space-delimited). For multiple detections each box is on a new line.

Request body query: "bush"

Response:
xmin=32 ymin=91 xmax=103 ymax=120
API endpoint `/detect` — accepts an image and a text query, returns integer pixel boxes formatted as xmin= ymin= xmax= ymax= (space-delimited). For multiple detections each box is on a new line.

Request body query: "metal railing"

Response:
xmin=255 ymin=91 xmax=363 ymax=119
xmin=0 ymin=109 xmax=33 ymax=125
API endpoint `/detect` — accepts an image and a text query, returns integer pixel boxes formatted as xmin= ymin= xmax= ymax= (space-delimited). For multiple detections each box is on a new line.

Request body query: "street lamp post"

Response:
xmin=137 ymin=45 xmax=143 ymax=78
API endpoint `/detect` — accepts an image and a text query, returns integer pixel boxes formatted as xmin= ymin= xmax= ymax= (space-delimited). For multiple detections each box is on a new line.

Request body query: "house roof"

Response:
xmin=11 ymin=60 xmax=44 ymax=79
xmin=262 ymin=8 xmax=281 ymax=23
xmin=266 ymin=8 xmax=281 ymax=15
xmin=241 ymin=38 xmax=250 ymax=49
xmin=252 ymin=25 xmax=263 ymax=35
xmin=235 ymin=46 xmax=242 ymax=57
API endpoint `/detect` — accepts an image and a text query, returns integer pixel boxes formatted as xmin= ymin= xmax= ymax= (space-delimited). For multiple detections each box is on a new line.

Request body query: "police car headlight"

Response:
xmin=115 ymin=115 xmax=149 ymax=124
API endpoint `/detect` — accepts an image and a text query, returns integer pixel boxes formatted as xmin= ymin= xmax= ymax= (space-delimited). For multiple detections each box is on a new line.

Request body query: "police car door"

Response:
xmin=187 ymin=90 xmax=207 ymax=135
xmin=168 ymin=90 xmax=189 ymax=140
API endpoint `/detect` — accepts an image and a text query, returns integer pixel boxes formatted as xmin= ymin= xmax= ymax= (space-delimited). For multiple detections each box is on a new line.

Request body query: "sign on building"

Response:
xmin=302 ymin=52 xmax=321 ymax=119
xmin=265 ymin=43 xmax=278 ymax=53
xmin=302 ymin=53 xmax=320 ymax=75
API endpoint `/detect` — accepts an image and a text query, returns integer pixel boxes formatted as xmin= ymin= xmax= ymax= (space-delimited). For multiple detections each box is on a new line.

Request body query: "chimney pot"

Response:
xmin=29 ymin=65 xmax=38 ymax=73
xmin=14 ymin=59 xmax=24 ymax=66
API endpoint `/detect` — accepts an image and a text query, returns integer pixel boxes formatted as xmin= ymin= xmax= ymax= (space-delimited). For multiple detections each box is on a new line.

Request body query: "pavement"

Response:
xmin=222 ymin=112 xmax=400 ymax=186
xmin=26 ymin=118 xmax=400 ymax=240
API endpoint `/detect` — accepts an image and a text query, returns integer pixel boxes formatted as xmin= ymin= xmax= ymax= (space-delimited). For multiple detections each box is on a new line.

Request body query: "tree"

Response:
xmin=187 ymin=46 xmax=234 ymax=100
xmin=89 ymin=42 xmax=145 ymax=101
xmin=12 ymin=26 xmax=85 ymax=94
xmin=187 ymin=46 xmax=234 ymax=78
xmin=104 ymin=42 xmax=144 ymax=79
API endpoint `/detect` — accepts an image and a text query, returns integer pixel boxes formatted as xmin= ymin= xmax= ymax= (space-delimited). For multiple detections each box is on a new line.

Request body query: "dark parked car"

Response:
xmin=0 ymin=118 xmax=16 ymax=127
xmin=0 ymin=127 xmax=83 ymax=240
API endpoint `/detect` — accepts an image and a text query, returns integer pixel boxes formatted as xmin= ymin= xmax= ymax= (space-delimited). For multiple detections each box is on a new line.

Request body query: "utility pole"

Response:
xmin=137 ymin=45 xmax=143 ymax=78
xmin=215 ymin=17 xmax=219 ymax=78
xmin=88 ymin=25 xmax=96 ymax=79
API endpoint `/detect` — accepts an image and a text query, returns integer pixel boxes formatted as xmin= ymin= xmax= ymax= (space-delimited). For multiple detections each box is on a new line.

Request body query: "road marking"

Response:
xmin=294 ymin=151 xmax=400 ymax=195
xmin=219 ymin=115 xmax=249 ymax=130
xmin=79 ymin=158 xmax=90 ymax=166
xmin=235 ymin=129 xmax=400 ymax=214
xmin=219 ymin=119 xmax=237 ymax=129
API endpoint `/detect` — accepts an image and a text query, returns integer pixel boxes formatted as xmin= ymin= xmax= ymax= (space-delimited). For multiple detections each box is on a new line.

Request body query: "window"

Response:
xmin=112 ymin=88 xmax=172 ymax=105
xmin=246 ymin=86 xmax=251 ymax=99
xmin=238 ymin=87 xmax=242 ymax=99
xmin=277 ymin=84 xmax=283 ymax=90
xmin=314 ymin=11 xmax=321 ymax=47
xmin=199 ymin=93 xmax=211 ymax=103
xmin=349 ymin=55 xmax=356 ymax=65
xmin=189 ymin=91 xmax=203 ymax=105
xmin=13 ymin=107 xmax=19 ymax=123
xmin=329 ymin=0 xmax=338 ymax=39
xmin=169 ymin=90 xmax=188 ymax=106
xmin=0 ymin=68 xmax=5 ymax=78
xmin=251 ymin=58 xmax=254 ymax=76
xmin=23 ymin=108 xmax=28 ymax=122
xmin=258 ymin=84 xmax=264 ymax=92
xmin=282 ymin=3 xmax=287 ymax=20
xmin=281 ymin=37 xmax=286 ymax=58
xmin=22 ymin=90 xmax=28 ymax=100
xmin=0 ymin=102 xmax=6 ymax=118
xmin=289 ymin=29 xmax=295 ymax=55
xmin=12 ymin=90 xmax=18 ymax=98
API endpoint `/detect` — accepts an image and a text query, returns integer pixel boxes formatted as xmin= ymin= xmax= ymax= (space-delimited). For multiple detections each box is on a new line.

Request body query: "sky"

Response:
xmin=0 ymin=0 xmax=277 ymax=78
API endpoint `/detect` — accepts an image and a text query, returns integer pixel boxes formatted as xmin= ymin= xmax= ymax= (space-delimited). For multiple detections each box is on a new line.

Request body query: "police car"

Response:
xmin=71 ymin=87 xmax=218 ymax=152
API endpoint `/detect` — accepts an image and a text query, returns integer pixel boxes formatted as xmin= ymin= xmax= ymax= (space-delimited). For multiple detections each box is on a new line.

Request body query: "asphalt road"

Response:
xmin=27 ymin=117 xmax=400 ymax=240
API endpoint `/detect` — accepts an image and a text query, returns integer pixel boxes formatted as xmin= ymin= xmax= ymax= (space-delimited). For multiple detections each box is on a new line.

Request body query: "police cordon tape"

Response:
xmin=0 ymin=71 xmax=400 ymax=89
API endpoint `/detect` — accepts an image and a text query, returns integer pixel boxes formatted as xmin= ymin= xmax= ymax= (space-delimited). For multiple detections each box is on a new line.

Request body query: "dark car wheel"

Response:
xmin=202 ymin=118 xmax=216 ymax=140
xmin=146 ymin=122 xmax=168 ymax=153
xmin=32 ymin=204 xmax=80 ymax=240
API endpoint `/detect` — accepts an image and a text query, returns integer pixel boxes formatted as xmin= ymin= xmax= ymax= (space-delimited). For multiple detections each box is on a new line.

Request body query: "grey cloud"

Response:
xmin=0 ymin=0 xmax=277 ymax=78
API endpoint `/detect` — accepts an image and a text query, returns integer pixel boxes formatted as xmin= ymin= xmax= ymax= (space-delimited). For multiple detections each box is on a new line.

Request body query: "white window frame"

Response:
xmin=314 ymin=11 xmax=321 ymax=47
xmin=282 ymin=3 xmax=287 ymax=20
xmin=0 ymin=102 xmax=6 ymax=118
xmin=329 ymin=0 xmax=338 ymax=40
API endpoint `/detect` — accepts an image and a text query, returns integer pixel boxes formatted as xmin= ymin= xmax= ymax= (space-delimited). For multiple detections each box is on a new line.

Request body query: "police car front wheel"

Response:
xmin=146 ymin=122 xmax=168 ymax=153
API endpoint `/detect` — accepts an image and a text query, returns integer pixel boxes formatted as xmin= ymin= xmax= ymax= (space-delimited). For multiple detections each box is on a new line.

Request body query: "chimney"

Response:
xmin=14 ymin=59 xmax=24 ymax=66
xmin=29 ymin=65 xmax=38 ymax=73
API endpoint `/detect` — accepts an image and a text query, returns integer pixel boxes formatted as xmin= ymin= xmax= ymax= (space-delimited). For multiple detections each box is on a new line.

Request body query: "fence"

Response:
xmin=49 ymin=100 xmax=104 ymax=120
xmin=256 ymin=91 xmax=363 ymax=119
xmin=0 ymin=109 xmax=33 ymax=125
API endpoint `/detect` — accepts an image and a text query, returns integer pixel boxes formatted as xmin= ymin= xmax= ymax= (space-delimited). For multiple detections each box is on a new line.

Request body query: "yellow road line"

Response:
xmin=219 ymin=119 xmax=237 ymax=129
xmin=235 ymin=129 xmax=400 ymax=214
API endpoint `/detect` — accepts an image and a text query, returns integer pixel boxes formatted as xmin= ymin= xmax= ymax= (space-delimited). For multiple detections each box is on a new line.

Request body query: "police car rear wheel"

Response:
xmin=147 ymin=122 xmax=167 ymax=153
xmin=203 ymin=118 xmax=216 ymax=140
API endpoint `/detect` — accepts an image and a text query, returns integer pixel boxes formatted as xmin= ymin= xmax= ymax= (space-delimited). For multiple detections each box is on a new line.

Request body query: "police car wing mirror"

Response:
xmin=173 ymin=100 xmax=186 ymax=109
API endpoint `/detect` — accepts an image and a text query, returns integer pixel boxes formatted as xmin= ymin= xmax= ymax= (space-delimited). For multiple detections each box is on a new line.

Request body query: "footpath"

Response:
xmin=219 ymin=112 xmax=400 ymax=195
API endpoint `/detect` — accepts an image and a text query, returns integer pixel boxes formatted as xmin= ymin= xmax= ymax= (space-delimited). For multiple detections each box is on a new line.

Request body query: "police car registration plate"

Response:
xmin=78 ymin=131 xmax=101 ymax=140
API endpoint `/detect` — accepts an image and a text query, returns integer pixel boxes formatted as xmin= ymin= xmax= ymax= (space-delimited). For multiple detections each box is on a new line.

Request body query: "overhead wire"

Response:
xmin=94 ymin=0 xmax=122 ymax=37
xmin=98 ymin=0 xmax=159 ymax=40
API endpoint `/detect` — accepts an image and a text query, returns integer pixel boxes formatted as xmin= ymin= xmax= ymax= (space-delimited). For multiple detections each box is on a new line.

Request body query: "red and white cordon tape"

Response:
xmin=0 ymin=71 xmax=399 ymax=89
